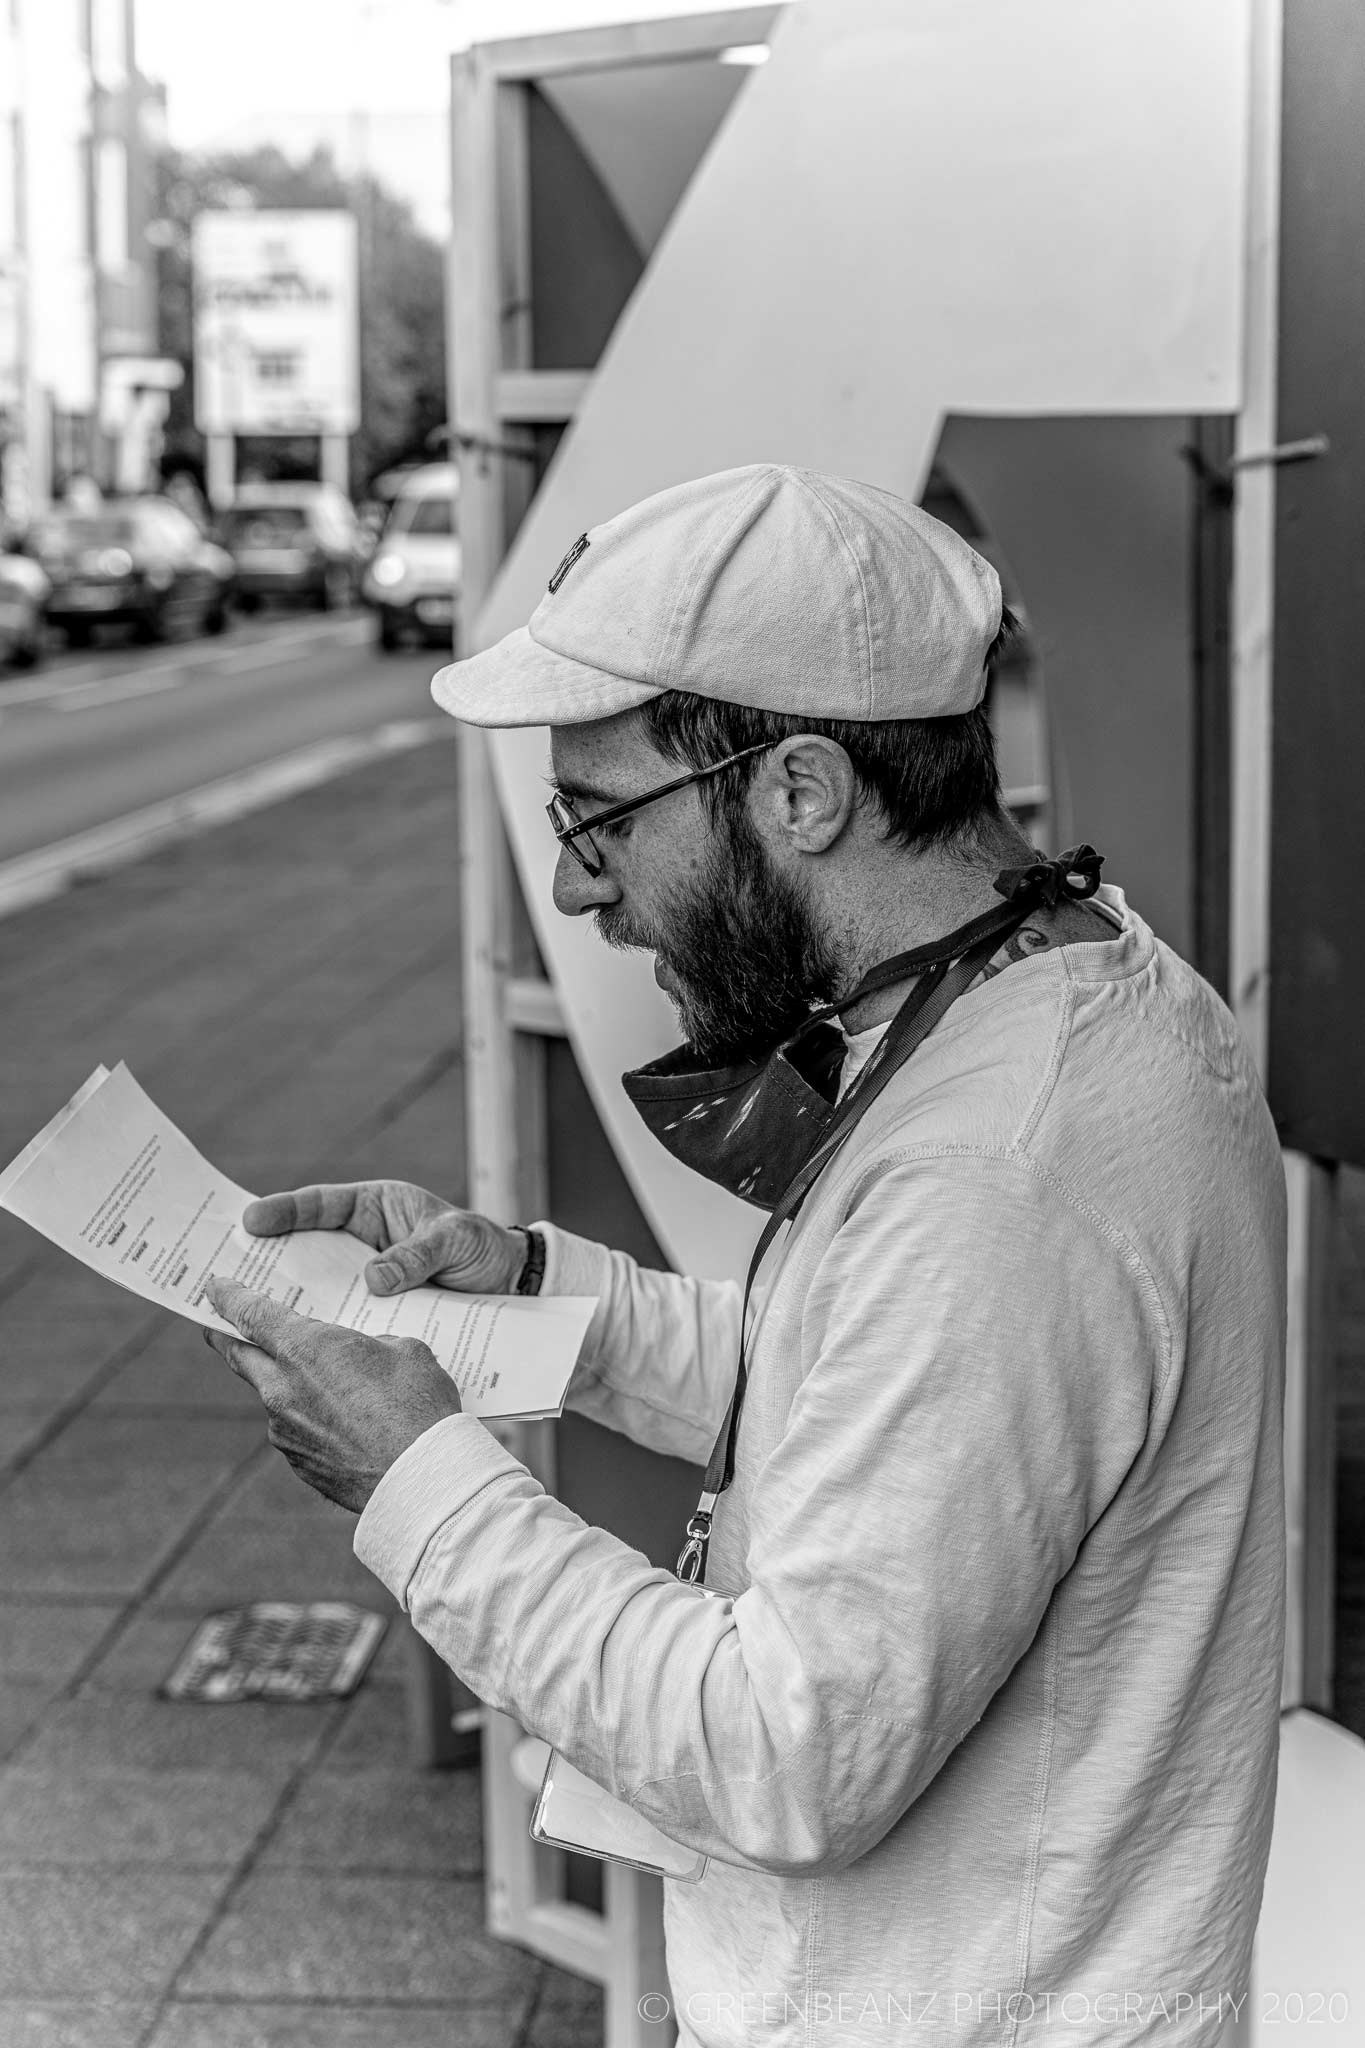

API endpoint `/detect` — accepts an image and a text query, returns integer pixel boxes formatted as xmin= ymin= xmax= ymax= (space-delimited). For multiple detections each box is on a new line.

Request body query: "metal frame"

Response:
xmin=1229 ymin=0 xmax=1336 ymax=1715
xmin=447 ymin=15 xmax=778 ymax=2040
xmin=447 ymin=0 xmax=1337 ymax=2015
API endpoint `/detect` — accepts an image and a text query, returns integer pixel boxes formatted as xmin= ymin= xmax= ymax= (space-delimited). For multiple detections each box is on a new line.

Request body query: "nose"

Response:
xmin=553 ymin=845 xmax=622 ymax=917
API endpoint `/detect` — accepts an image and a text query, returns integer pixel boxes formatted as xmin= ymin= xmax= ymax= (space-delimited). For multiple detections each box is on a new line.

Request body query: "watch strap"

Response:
xmin=514 ymin=1226 xmax=546 ymax=1296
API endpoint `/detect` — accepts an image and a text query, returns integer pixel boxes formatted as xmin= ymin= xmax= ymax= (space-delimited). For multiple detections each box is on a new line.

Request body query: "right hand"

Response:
xmin=242 ymin=1181 xmax=528 ymax=1297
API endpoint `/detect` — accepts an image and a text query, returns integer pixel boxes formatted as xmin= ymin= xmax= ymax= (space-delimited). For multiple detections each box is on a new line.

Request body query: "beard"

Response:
xmin=595 ymin=804 xmax=843 ymax=1063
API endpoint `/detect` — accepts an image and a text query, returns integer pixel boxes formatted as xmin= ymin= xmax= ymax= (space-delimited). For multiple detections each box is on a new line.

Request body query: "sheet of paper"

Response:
xmin=0 ymin=1064 xmax=596 ymax=1421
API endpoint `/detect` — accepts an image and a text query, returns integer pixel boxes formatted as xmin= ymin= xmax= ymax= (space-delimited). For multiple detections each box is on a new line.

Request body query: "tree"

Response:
xmin=152 ymin=143 xmax=446 ymax=496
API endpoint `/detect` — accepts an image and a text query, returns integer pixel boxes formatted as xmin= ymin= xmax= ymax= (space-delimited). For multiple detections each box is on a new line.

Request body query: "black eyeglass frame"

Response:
xmin=546 ymin=740 xmax=777 ymax=877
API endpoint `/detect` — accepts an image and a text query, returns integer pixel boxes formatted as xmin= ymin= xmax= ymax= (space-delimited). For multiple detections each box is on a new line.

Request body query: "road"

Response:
xmin=0 ymin=611 xmax=447 ymax=866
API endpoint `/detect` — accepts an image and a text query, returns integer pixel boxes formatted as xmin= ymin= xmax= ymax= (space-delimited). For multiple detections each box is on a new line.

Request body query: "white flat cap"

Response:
xmin=432 ymin=463 xmax=1002 ymax=727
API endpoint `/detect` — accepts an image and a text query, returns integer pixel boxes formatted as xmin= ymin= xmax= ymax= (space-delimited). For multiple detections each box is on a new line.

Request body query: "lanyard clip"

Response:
xmin=676 ymin=1506 xmax=713 ymax=1584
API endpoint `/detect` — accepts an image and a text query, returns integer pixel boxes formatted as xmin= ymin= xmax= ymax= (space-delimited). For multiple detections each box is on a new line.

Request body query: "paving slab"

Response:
xmin=0 ymin=1679 xmax=62 ymax=1765
xmin=36 ymin=1412 xmax=265 ymax=1470
xmin=0 ymin=1463 xmax=247 ymax=1600
xmin=527 ymin=1965 xmax=609 ymax=2048
xmin=0 ymin=1868 xmax=232 ymax=1998
xmin=16 ymin=882 xmax=427 ymax=1126
xmin=0 ymin=1599 xmax=121 ymax=1682
xmin=145 ymin=2002 xmax=523 ymax=2048
xmin=0 ymin=1321 xmax=141 ymax=1416
xmin=93 ymin=1326 xmax=262 ymax=1415
xmin=0 ymin=1259 xmax=161 ymax=1340
xmin=20 ymin=1691 xmax=338 ymax=1778
xmin=0 ymin=1410 xmax=264 ymax=1601
xmin=0 ymin=1765 xmax=283 ymax=1869
xmin=151 ymin=1511 xmax=386 ymax=1610
xmin=257 ymin=1766 xmax=482 ymax=1876
xmin=363 ymin=1614 xmax=424 ymax=1685
xmin=179 ymin=1871 xmax=528 ymax=2004
xmin=0 ymin=2002 xmax=155 ymax=2048
xmin=314 ymin=1681 xmax=416 ymax=1775
xmin=80 ymin=1606 xmax=227 ymax=1694
xmin=215 ymin=1452 xmax=347 ymax=1524
xmin=0 ymin=1410 xmax=53 ymax=1476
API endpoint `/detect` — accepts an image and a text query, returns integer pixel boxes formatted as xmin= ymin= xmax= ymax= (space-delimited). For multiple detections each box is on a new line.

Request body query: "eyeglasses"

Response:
xmin=546 ymin=741 xmax=776 ymax=877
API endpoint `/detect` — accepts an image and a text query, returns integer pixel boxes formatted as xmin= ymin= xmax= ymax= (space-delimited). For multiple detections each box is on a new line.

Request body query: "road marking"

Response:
xmin=1 ymin=657 xmax=112 ymax=696
xmin=53 ymin=670 xmax=194 ymax=713
xmin=0 ymin=660 xmax=113 ymax=706
xmin=0 ymin=717 xmax=454 ymax=922
xmin=217 ymin=616 xmax=369 ymax=673
xmin=217 ymin=631 xmax=361 ymax=675
xmin=0 ymin=615 xmax=370 ymax=713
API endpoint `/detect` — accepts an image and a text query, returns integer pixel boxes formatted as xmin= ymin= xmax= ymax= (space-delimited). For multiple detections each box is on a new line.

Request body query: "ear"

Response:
xmin=757 ymin=736 xmax=859 ymax=854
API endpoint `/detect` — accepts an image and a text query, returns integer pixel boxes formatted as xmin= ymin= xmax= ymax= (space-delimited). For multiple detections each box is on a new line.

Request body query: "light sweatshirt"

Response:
xmin=356 ymin=888 xmax=1287 ymax=2047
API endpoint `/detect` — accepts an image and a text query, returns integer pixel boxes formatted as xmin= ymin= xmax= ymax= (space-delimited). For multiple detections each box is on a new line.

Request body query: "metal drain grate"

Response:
xmin=161 ymin=1602 xmax=389 ymax=1703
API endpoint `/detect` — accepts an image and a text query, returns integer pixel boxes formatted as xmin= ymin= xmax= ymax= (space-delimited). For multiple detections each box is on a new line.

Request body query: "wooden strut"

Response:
xmin=1182 ymin=434 xmax=1329 ymax=507
xmin=430 ymin=425 xmax=539 ymax=472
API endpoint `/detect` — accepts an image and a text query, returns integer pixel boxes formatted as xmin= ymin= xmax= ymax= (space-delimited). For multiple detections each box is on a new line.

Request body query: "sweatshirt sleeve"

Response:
xmin=356 ymin=1154 xmax=1162 ymax=1876
xmin=537 ymin=1220 xmax=743 ymax=1465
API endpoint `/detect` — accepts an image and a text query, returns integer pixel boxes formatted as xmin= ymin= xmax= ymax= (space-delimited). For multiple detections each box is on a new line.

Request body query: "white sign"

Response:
xmin=193 ymin=210 xmax=359 ymax=436
xmin=475 ymin=0 xmax=1251 ymax=1284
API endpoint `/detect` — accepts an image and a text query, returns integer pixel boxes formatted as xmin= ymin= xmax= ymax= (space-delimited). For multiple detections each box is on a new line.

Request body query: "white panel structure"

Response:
xmin=192 ymin=210 xmax=360 ymax=437
xmin=1250 ymin=1711 xmax=1365 ymax=2039
xmin=475 ymin=0 xmax=1253 ymax=1282
xmin=541 ymin=59 xmax=751 ymax=253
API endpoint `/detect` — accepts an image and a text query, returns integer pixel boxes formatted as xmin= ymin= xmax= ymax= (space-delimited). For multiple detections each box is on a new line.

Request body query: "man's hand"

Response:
xmin=242 ymin=1181 xmax=527 ymax=1297
xmin=202 ymin=1277 xmax=462 ymax=1514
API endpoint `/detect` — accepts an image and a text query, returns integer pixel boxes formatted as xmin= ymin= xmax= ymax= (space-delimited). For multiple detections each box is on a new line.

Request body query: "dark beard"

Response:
xmin=595 ymin=804 xmax=843 ymax=1063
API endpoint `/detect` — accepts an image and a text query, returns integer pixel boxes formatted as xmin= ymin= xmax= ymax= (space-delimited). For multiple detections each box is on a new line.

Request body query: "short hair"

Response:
xmin=639 ymin=606 xmax=1016 ymax=852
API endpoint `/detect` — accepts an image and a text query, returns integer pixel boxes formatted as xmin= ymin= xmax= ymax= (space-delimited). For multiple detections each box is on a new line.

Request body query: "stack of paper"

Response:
xmin=0 ymin=1064 xmax=595 ymax=1422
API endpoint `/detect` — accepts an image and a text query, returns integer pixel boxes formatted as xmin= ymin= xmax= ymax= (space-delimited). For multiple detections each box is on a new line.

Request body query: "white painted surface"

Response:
xmin=476 ymin=0 xmax=1253 ymax=1280
xmin=1281 ymin=1149 xmax=1314 ymax=1710
xmin=1250 ymin=1712 xmax=1365 ymax=2041
xmin=541 ymin=60 xmax=751 ymax=255
xmin=1229 ymin=0 xmax=1282 ymax=1082
xmin=448 ymin=0 xmax=768 ymax=49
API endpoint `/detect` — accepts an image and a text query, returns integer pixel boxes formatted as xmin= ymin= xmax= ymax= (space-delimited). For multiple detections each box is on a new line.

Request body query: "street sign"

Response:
xmin=192 ymin=210 xmax=360 ymax=437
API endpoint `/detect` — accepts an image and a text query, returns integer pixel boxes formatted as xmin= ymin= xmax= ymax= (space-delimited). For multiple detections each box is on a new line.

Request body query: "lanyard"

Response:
xmin=673 ymin=897 xmax=1036 ymax=1584
xmin=673 ymin=846 xmax=1105 ymax=1583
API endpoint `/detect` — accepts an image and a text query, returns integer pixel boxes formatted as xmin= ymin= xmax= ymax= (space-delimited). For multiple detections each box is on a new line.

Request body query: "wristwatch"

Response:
xmin=513 ymin=1226 xmax=546 ymax=1297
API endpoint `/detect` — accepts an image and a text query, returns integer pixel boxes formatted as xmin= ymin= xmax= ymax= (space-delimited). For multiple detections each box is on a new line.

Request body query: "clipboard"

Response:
xmin=530 ymin=1747 xmax=708 ymax=1881
xmin=528 ymin=1584 xmax=726 ymax=1883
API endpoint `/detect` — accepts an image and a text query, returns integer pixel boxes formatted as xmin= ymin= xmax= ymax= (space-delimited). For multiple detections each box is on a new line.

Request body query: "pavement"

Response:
xmin=0 ymin=731 xmax=604 ymax=2047
xmin=0 ymin=695 xmax=1362 ymax=2046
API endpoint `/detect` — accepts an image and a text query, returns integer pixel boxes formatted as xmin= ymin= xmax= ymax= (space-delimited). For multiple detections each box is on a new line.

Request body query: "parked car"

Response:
xmin=361 ymin=464 xmax=460 ymax=650
xmin=221 ymin=484 xmax=362 ymax=613
xmin=35 ymin=500 xmax=234 ymax=646
xmin=0 ymin=548 xmax=50 ymax=668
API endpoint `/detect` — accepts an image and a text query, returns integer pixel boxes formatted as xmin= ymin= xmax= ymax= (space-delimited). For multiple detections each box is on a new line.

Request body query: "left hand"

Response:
xmin=202 ymin=1277 xmax=462 ymax=1513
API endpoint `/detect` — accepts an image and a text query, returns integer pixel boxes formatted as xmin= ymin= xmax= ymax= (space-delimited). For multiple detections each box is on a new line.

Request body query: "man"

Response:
xmin=207 ymin=466 xmax=1286 ymax=2045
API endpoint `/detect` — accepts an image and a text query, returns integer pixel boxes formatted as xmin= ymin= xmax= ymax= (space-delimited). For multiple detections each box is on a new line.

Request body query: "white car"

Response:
xmin=362 ymin=464 xmax=460 ymax=650
xmin=0 ymin=548 xmax=50 ymax=668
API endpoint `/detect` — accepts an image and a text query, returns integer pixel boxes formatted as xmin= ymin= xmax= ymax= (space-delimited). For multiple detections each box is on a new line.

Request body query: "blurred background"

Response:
xmin=2 ymin=2 xmax=1364 ymax=2044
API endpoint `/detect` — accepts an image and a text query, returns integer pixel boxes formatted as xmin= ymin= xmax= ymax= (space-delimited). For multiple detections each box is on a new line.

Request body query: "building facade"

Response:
xmin=0 ymin=0 xmax=161 ymax=530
